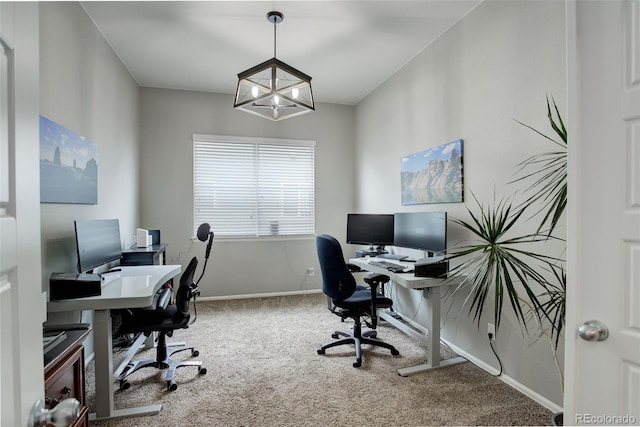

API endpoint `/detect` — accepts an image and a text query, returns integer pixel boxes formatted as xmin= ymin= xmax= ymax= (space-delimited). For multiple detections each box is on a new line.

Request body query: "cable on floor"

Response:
xmin=439 ymin=335 xmax=503 ymax=377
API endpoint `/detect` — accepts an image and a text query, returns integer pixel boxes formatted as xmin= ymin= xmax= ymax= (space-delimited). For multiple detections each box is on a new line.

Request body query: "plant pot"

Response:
xmin=552 ymin=412 xmax=563 ymax=426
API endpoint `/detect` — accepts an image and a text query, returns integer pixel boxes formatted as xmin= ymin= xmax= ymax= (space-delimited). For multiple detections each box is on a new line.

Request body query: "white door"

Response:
xmin=0 ymin=3 xmax=45 ymax=426
xmin=565 ymin=0 xmax=640 ymax=423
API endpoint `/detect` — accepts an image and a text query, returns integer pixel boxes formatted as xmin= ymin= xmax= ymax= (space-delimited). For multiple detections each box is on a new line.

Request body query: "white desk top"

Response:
xmin=349 ymin=257 xmax=460 ymax=289
xmin=47 ymin=264 xmax=181 ymax=312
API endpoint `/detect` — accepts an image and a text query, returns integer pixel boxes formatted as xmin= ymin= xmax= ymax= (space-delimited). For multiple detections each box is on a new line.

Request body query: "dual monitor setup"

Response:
xmin=346 ymin=211 xmax=447 ymax=260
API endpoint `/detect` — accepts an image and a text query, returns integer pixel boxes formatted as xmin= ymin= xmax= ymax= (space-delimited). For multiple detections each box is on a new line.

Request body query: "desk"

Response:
xmin=349 ymin=257 xmax=466 ymax=376
xmin=47 ymin=264 xmax=181 ymax=421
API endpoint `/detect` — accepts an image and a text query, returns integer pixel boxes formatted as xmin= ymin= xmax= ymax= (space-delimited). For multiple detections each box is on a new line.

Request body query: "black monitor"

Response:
xmin=394 ymin=212 xmax=447 ymax=256
xmin=74 ymin=219 xmax=122 ymax=273
xmin=346 ymin=214 xmax=395 ymax=252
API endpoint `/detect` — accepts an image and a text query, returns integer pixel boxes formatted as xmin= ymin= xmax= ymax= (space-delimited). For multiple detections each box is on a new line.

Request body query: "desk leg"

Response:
xmin=90 ymin=309 xmax=162 ymax=421
xmin=92 ymin=309 xmax=115 ymax=419
xmin=397 ymin=287 xmax=466 ymax=377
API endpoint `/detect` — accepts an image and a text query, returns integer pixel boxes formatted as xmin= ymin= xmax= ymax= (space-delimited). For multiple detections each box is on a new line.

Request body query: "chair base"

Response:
xmin=317 ymin=322 xmax=399 ymax=368
xmin=118 ymin=335 xmax=206 ymax=391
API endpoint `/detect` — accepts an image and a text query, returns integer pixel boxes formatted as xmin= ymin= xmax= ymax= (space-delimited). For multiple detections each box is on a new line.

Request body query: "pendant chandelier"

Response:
xmin=234 ymin=11 xmax=314 ymax=121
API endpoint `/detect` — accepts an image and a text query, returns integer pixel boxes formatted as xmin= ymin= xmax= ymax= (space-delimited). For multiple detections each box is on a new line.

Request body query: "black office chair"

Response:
xmin=117 ymin=223 xmax=215 ymax=391
xmin=116 ymin=256 xmax=206 ymax=391
xmin=316 ymin=234 xmax=400 ymax=367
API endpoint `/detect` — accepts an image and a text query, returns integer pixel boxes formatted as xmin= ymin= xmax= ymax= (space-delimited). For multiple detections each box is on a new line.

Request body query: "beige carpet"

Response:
xmin=86 ymin=293 xmax=552 ymax=426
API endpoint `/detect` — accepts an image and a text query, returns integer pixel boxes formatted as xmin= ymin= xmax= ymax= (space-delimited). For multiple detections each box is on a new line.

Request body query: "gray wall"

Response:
xmin=138 ymin=88 xmax=356 ymax=297
xmin=39 ymin=2 xmax=141 ymax=285
xmin=39 ymin=1 xmax=140 ymax=345
xmin=354 ymin=0 xmax=566 ymax=407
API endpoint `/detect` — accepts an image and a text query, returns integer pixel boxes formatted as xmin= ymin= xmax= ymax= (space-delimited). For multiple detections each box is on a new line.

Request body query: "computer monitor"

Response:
xmin=394 ymin=212 xmax=447 ymax=256
xmin=74 ymin=219 xmax=122 ymax=273
xmin=346 ymin=214 xmax=395 ymax=252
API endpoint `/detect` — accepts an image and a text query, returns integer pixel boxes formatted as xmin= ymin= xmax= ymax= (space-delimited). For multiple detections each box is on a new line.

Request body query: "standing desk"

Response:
xmin=349 ymin=257 xmax=466 ymax=376
xmin=47 ymin=264 xmax=181 ymax=421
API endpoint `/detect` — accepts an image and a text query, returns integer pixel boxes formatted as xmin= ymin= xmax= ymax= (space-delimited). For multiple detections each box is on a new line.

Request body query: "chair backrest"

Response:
xmin=176 ymin=256 xmax=198 ymax=315
xmin=316 ymin=234 xmax=356 ymax=301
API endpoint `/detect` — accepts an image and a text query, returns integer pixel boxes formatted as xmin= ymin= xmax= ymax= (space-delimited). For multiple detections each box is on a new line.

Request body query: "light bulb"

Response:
xmin=251 ymin=86 xmax=259 ymax=98
xmin=292 ymin=88 xmax=299 ymax=99
xmin=274 ymin=95 xmax=280 ymax=105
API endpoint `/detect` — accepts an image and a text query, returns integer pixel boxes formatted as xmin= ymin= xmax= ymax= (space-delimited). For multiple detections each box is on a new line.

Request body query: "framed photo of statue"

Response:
xmin=401 ymin=139 xmax=464 ymax=205
xmin=39 ymin=115 xmax=98 ymax=204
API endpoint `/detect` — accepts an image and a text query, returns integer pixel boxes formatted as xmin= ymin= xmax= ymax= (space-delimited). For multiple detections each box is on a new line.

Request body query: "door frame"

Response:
xmin=0 ymin=3 xmax=44 ymax=426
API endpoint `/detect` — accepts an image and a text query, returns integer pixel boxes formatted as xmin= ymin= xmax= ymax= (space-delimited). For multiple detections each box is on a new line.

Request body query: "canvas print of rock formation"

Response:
xmin=401 ymin=139 xmax=463 ymax=205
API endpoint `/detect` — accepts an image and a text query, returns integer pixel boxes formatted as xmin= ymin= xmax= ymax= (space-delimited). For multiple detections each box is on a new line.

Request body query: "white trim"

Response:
xmin=441 ymin=338 xmax=564 ymax=414
xmin=198 ymin=288 xmax=323 ymax=302
xmin=193 ymin=134 xmax=316 ymax=147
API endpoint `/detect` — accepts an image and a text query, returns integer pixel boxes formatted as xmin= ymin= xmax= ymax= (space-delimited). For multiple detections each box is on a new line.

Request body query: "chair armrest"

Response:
xmin=346 ymin=263 xmax=362 ymax=272
xmin=363 ymin=273 xmax=390 ymax=328
xmin=154 ymin=287 xmax=173 ymax=310
xmin=363 ymin=273 xmax=390 ymax=286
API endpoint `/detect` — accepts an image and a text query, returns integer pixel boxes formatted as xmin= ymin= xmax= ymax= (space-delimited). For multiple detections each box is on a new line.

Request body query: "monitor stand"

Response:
xmin=356 ymin=246 xmax=388 ymax=257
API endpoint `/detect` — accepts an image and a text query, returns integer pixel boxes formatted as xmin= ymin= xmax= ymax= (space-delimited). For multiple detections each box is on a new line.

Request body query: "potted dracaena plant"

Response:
xmin=443 ymin=97 xmax=567 ymax=425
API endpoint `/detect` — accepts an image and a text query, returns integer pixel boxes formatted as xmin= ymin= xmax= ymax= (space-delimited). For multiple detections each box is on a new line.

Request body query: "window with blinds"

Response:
xmin=193 ymin=135 xmax=316 ymax=238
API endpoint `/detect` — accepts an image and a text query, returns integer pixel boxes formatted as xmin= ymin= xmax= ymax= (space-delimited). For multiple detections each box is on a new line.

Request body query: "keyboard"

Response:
xmin=369 ymin=260 xmax=408 ymax=273
xmin=378 ymin=253 xmax=408 ymax=260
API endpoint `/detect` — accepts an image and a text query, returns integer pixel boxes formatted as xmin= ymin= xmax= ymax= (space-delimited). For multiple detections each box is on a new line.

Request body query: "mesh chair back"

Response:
xmin=316 ymin=234 xmax=356 ymax=301
xmin=176 ymin=256 xmax=198 ymax=315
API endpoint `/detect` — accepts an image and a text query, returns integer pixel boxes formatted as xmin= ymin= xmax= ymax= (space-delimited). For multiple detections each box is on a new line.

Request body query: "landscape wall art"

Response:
xmin=40 ymin=115 xmax=98 ymax=204
xmin=401 ymin=139 xmax=464 ymax=205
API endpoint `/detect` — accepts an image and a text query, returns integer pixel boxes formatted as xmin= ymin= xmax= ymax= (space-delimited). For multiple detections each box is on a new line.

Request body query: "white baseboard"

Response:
xmin=85 ymin=351 xmax=95 ymax=366
xmin=441 ymin=338 xmax=563 ymax=414
xmin=198 ymin=288 xmax=323 ymax=302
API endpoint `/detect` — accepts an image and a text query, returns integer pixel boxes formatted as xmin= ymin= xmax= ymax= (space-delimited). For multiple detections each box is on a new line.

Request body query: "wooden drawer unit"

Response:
xmin=44 ymin=327 xmax=91 ymax=427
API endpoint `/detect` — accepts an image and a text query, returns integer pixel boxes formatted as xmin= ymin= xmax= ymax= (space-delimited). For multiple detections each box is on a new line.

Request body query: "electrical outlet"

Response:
xmin=488 ymin=323 xmax=496 ymax=341
xmin=307 ymin=267 xmax=315 ymax=277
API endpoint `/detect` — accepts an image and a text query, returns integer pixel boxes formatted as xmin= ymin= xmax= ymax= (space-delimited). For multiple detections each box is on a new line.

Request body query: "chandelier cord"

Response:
xmin=273 ymin=19 xmax=277 ymax=58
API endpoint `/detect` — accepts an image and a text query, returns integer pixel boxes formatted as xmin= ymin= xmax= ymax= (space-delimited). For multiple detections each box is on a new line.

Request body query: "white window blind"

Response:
xmin=193 ymin=135 xmax=316 ymax=238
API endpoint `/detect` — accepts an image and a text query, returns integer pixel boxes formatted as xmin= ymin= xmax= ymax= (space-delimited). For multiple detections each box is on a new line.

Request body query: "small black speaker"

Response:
xmin=149 ymin=229 xmax=161 ymax=245
xmin=414 ymin=260 xmax=449 ymax=278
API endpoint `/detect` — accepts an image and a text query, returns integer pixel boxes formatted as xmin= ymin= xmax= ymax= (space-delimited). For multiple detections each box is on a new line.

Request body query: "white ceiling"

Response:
xmin=81 ymin=1 xmax=482 ymax=106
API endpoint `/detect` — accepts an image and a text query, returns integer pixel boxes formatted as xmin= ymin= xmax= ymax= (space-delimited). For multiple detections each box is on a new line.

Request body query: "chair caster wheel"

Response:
xmin=168 ymin=382 xmax=178 ymax=391
xmin=192 ymin=349 xmax=199 ymax=357
xmin=331 ymin=333 xmax=339 ymax=339
xmin=199 ymin=367 xmax=207 ymax=375
xmin=353 ymin=360 xmax=361 ymax=368
xmin=119 ymin=380 xmax=130 ymax=391
xmin=317 ymin=348 xmax=325 ymax=355
xmin=391 ymin=349 xmax=400 ymax=356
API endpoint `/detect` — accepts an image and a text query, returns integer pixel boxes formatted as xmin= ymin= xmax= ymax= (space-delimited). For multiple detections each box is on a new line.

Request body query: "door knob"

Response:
xmin=578 ymin=319 xmax=609 ymax=342
xmin=28 ymin=398 xmax=80 ymax=427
